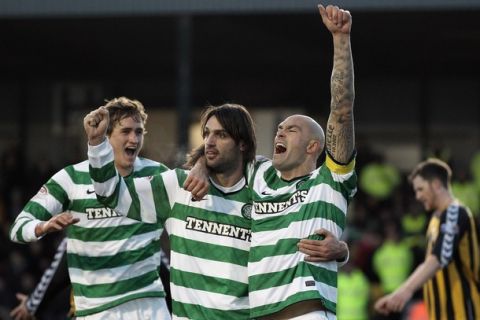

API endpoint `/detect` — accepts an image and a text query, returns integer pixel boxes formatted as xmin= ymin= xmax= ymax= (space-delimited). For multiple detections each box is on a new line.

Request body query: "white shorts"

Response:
xmin=75 ymin=297 xmax=171 ymax=320
xmin=289 ymin=310 xmax=337 ymax=320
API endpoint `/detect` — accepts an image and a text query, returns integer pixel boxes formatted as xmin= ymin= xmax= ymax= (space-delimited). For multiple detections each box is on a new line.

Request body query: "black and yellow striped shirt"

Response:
xmin=424 ymin=204 xmax=480 ymax=320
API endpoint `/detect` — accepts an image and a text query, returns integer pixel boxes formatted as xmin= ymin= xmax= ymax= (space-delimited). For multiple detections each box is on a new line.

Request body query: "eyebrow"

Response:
xmin=278 ymin=124 xmax=301 ymax=130
xmin=204 ymin=127 xmax=228 ymax=134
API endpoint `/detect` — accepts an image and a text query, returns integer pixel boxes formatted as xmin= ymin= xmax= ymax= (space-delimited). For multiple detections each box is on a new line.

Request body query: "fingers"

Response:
xmin=43 ymin=213 xmax=79 ymax=234
xmin=314 ymin=228 xmax=334 ymax=237
xmin=191 ymin=183 xmax=209 ymax=200
xmin=318 ymin=4 xmax=351 ymax=31
xmin=184 ymin=175 xmax=209 ymax=200
xmin=16 ymin=293 xmax=27 ymax=302
xmin=85 ymin=107 xmax=108 ymax=128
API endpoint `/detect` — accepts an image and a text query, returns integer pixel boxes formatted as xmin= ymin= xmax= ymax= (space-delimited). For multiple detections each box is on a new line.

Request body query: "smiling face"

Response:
xmin=109 ymin=116 xmax=144 ymax=176
xmin=272 ymin=115 xmax=324 ymax=176
xmin=203 ymin=115 xmax=244 ymax=175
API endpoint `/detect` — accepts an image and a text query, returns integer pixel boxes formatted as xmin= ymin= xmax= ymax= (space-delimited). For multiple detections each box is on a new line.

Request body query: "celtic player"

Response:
xmin=248 ymin=5 xmax=356 ymax=320
xmin=86 ymin=104 xmax=256 ymax=319
xmin=10 ymin=97 xmax=172 ymax=319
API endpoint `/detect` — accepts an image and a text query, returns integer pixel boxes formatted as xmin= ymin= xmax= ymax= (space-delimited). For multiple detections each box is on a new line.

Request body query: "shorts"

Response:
xmin=75 ymin=297 xmax=171 ymax=320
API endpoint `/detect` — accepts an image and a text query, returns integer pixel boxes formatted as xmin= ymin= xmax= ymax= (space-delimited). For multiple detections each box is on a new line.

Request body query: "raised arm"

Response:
xmin=320 ymin=4 xmax=355 ymax=163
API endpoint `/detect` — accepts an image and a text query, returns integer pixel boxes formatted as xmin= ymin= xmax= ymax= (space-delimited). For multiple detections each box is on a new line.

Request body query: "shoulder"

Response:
xmin=134 ymin=157 xmax=169 ymax=175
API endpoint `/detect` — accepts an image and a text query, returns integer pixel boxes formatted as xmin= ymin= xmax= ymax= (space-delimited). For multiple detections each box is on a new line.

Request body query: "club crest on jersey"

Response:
xmin=86 ymin=207 xmax=122 ymax=220
xmin=254 ymin=189 xmax=309 ymax=214
xmin=38 ymin=185 xmax=49 ymax=195
xmin=241 ymin=204 xmax=252 ymax=220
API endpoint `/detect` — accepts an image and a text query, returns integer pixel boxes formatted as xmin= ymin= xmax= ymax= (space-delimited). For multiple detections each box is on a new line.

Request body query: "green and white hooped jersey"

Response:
xmin=89 ymin=140 xmax=253 ymax=320
xmin=247 ymin=155 xmax=357 ymax=318
xmin=10 ymin=158 xmax=168 ymax=317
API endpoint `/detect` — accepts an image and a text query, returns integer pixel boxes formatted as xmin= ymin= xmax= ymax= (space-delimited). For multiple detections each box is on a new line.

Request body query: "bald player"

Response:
xmin=247 ymin=5 xmax=356 ymax=320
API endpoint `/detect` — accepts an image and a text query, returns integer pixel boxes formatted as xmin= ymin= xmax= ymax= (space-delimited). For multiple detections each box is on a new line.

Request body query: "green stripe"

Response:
xmin=67 ymin=222 xmax=160 ymax=241
xmin=250 ymin=292 xmax=336 ymax=318
xmin=70 ymin=198 xmax=103 ymax=212
xmin=171 ymin=267 xmax=248 ymax=297
xmin=248 ymin=238 xmax=298 ymax=262
xmin=133 ymin=161 xmax=168 ymax=177
xmin=74 ymin=291 xmax=165 ymax=317
xmin=89 ymin=161 xmax=117 ymax=183
xmin=67 ymin=239 xmax=161 ymax=270
xmin=172 ymin=300 xmax=249 ymax=320
xmin=249 ymin=261 xmax=337 ymax=290
xmin=23 ymin=201 xmax=53 ymax=221
xmin=44 ymin=179 xmax=69 ymax=210
xmin=151 ymin=175 xmax=171 ymax=223
xmin=15 ymin=219 xmax=31 ymax=243
xmin=252 ymin=200 xmax=346 ymax=233
xmin=65 ymin=165 xmax=92 ymax=184
xmin=257 ymin=163 xmax=357 ymax=199
xmin=170 ymin=235 xmax=249 ymax=266
xmin=72 ymin=270 xmax=160 ymax=298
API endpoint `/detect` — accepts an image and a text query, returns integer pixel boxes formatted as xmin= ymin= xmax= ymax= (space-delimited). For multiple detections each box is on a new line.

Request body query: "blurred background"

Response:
xmin=1 ymin=0 xmax=480 ymax=319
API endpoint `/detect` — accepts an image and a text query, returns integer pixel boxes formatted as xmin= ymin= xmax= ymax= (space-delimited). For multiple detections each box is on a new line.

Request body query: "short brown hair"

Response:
xmin=104 ymin=97 xmax=148 ymax=136
xmin=408 ymin=158 xmax=452 ymax=189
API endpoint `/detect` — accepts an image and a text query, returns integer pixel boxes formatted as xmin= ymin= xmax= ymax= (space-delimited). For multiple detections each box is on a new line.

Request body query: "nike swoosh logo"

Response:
xmin=261 ymin=191 xmax=272 ymax=195
xmin=191 ymin=197 xmax=207 ymax=202
xmin=86 ymin=189 xmax=96 ymax=194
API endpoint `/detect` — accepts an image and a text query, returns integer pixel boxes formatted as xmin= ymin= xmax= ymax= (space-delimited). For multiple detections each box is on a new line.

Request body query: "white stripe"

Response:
xmin=88 ymin=140 xmax=114 ymax=169
xmin=73 ymin=278 xmax=164 ymax=312
xmin=67 ymin=230 xmax=161 ymax=256
xmin=30 ymin=188 xmax=64 ymax=215
xmin=330 ymin=170 xmax=355 ymax=183
xmin=251 ymin=218 xmax=342 ymax=247
xmin=249 ymin=276 xmax=337 ymax=308
xmin=112 ymin=179 xmax=135 ymax=217
xmin=133 ymin=177 xmax=158 ymax=223
xmin=71 ymin=209 xmax=139 ymax=228
xmin=10 ymin=213 xmax=36 ymax=242
xmin=69 ymin=252 xmax=161 ymax=285
xmin=93 ymin=174 xmax=120 ymax=198
xmin=170 ymin=283 xmax=249 ymax=311
xmin=248 ymin=251 xmax=337 ymax=276
xmin=171 ymin=251 xmax=248 ymax=284
xmin=166 ymin=217 xmax=251 ymax=251
xmin=161 ymin=169 xmax=250 ymax=219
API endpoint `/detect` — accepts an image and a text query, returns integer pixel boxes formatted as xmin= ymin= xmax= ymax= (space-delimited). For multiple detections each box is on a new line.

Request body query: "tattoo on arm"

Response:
xmin=326 ymin=36 xmax=355 ymax=164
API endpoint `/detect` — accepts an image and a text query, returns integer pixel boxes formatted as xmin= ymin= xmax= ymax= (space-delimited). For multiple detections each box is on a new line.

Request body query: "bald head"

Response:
xmin=284 ymin=115 xmax=325 ymax=155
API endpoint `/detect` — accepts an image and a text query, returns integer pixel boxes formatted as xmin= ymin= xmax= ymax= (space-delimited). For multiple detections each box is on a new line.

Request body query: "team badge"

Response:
xmin=38 ymin=185 xmax=49 ymax=195
xmin=241 ymin=204 xmax=252 ymax=220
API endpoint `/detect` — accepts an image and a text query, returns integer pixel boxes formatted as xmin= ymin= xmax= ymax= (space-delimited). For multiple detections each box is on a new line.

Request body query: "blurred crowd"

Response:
xmin=0 ymin=142 xmax=479 ymax=320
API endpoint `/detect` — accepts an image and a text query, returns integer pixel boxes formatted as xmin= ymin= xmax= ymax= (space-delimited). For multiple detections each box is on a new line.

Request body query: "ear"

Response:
xmin=306 ymin=140 xmax=321 ymax=155
xmin=239 ymin=141 xmax=246 ymax=152
xmin=431 ymin=179 xmax=443 ymax=191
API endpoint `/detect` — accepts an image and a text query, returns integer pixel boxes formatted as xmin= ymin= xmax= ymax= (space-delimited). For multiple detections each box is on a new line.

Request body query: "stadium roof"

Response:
xmin=1 ymin=0 xmax=480 ymax=17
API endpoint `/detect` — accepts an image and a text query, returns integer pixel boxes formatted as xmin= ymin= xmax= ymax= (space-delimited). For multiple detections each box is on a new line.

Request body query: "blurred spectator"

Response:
xmin=337 ymin=240 xmax=371 ymax=320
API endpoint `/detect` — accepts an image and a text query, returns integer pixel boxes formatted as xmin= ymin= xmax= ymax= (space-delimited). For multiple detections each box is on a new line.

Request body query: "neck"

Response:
xmin=211 ymin=165 xmax=244 ymax=188
xmin=116 ymin=165 xmax=133 ymax=177
xmin=280 ymin=161 xmax=316 ymax=181
xmin=434 ymin=190 xmax=454 ymax=213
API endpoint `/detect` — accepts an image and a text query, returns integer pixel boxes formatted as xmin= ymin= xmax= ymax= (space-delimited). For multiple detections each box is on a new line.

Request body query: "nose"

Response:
xmin=129 ymin=132 xmax=140 ymax=144
xmin=415 ymin=192 xmax=421 ymax=201
xmin=276 ymin=129 xmax=285 ymax=139
xmin=204 ymin=133 xmax=215 ymax=146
